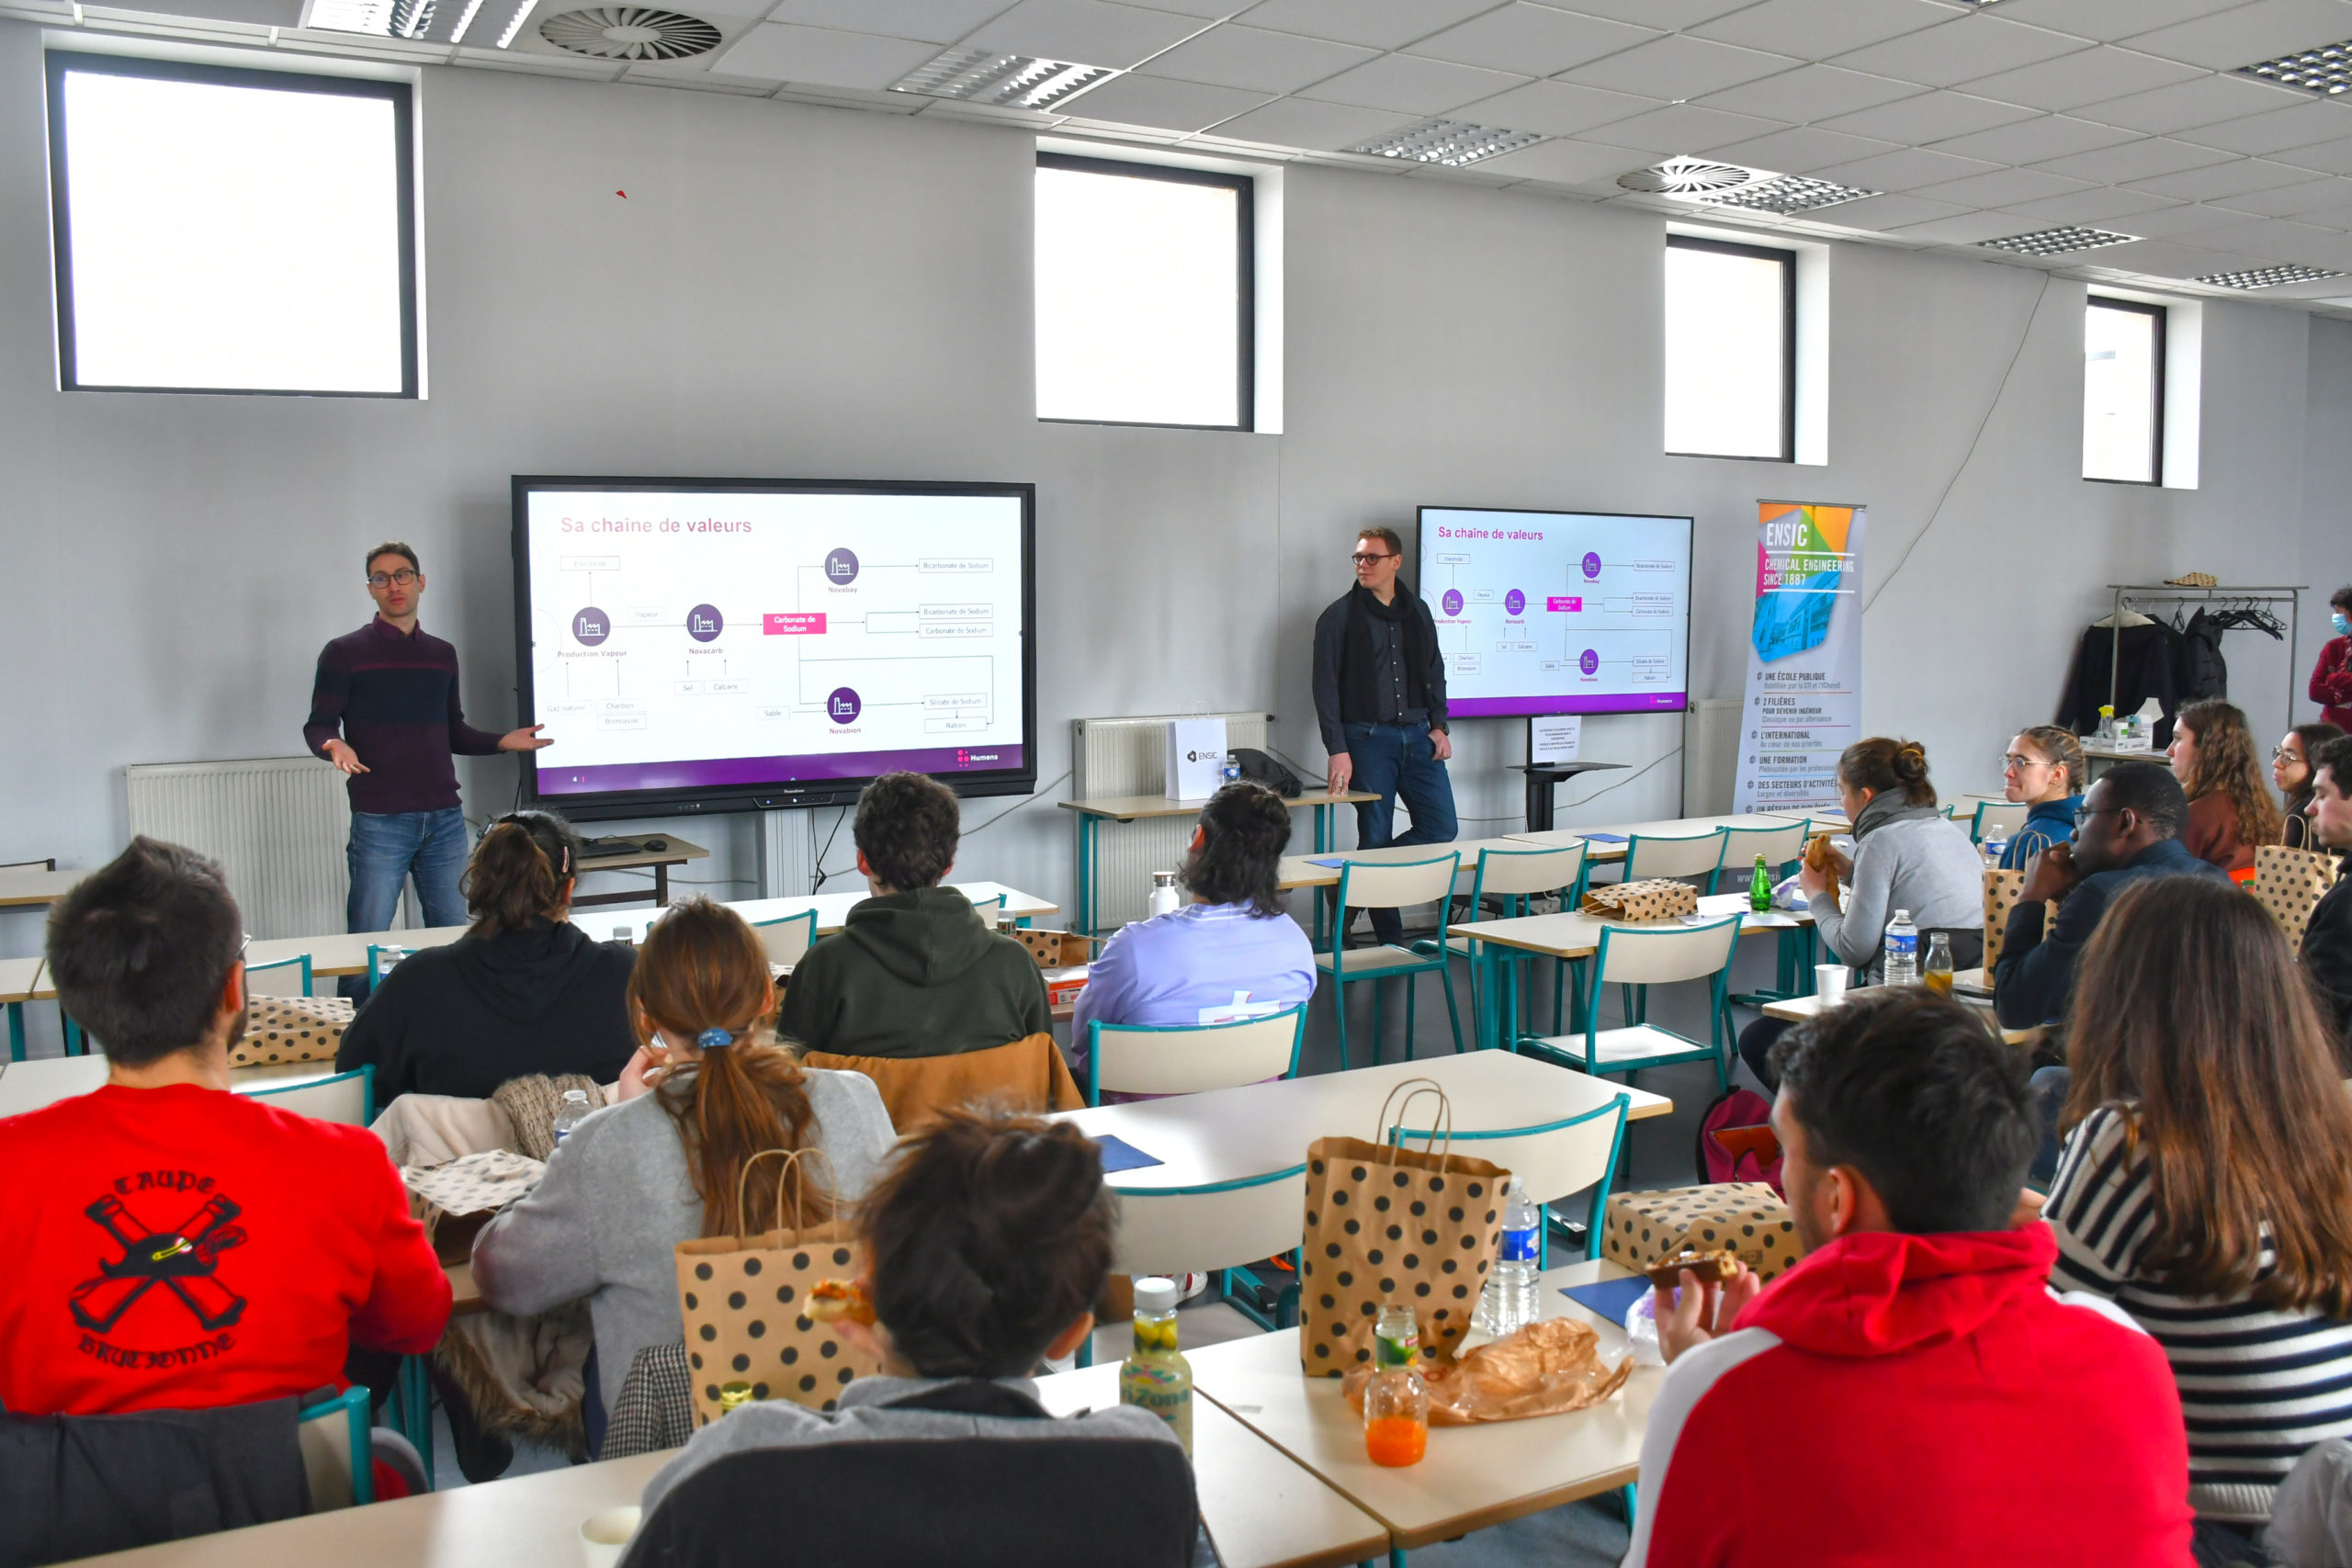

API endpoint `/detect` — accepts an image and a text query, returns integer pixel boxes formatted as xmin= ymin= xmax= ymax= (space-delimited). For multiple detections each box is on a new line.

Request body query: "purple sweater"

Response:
xmin=304 ymin=617 xmax=504 ymax=815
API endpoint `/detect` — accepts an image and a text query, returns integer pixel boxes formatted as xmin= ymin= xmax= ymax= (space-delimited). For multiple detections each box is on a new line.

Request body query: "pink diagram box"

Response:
xmin=763 ymin=613 xmax=826 ymax=635
xmin=1546 ymin=596 xmax=1584 ymax=612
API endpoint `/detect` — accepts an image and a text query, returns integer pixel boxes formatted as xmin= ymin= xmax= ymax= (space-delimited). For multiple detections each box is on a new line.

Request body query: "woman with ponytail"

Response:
xmin=337 ymin=809 xmax=638 ymax=1099
xmin=472 ymin=898 xmax=896 ymax=1458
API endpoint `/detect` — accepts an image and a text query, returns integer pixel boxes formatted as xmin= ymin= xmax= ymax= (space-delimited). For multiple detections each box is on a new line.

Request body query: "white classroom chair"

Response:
xmin=1388 ymin=1093 xmax=1632 ymax=1264
xmin=1621 ymin=829 xmax=1729 ymax=886
xmin=1084 ymin=1007 xmax=1306 ymax=1106
xmin=244 ymin=953 xmax=314 ymax=998
xmin=753 ymin=909 xmax=818 ymax=968
xmin=1712 ymin=818 xmax=1811 ymax=894
xmin=297 ymin=1386 xmax=377 ymax=1508
xmin=241 ymin=1066 xmax=374 ymax=1126
xmin=1317 ymin=853 xmax=1465 ymax=1068
xmin=1088 ymin=1162 xmax=1311 ymax=1348
xmin=1445 ymin=842 xmax=1590 ymax=1042
xmin=1968 ymin=800 xmax=2032 ymax=843
xmin=1521 ymin=915 xmax=1742 ymax=1092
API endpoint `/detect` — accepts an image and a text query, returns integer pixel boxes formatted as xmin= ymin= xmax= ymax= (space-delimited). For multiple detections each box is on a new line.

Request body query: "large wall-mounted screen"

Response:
xmin=1417 ymin=506 xmax=1693 ymax=717
xmin=514 ymin=478 xmax=1036 ymax=819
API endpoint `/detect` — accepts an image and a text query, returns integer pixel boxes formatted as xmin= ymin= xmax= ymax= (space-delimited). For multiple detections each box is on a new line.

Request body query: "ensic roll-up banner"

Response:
xmin=1733 ymin=502 xmax=1866 ymax=816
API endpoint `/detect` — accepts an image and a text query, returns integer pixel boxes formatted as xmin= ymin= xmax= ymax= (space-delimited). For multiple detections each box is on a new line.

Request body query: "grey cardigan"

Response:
xmin=470 ymin=1069 xmax=897 ymax=1413
xmin=1807 ymin=809 xmax=1985 ymax=976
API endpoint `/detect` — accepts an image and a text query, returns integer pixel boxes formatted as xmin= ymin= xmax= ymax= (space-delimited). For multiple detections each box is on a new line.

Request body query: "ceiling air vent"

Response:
xmin=2195 ymin=265 xmax=2346 ymax=289
xmin=1618 ymin=156 xmax=1756 ymax=196
xmin=1346 ymin=119 xmax=1544 ymax=168
xmin=1980 ymin=226 xmax=2138 ymax=256
xmin=890 ymin=48 xmax=1118 ymax=111
xmin=2238 ymin=39 xmax=2352 ymax=96
xmin=538 ymin=6 xmax=719 ymax=59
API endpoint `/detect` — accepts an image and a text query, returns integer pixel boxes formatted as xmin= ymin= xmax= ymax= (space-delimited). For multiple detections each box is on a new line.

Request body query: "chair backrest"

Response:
xmin=801 ymin=1033 xmax=1083 ymax=1132
xmin=1969 ymin=800 xmax=2031 ymax=842
xmin=1334 ymin=852 xmax=1463 ymax=917
xmin=753 ymin=909 xmax=818 ymax=967
xmin=1108 ymin=1164 xmax=1308 ymax=1277
xmin=240 ymin=1066 xmax=373 ymax=1126
xmin=1591 ymin=914 xmax=1743 ymax=987
xmin=1471 ymin=843 xmax=1588 ymax=901
xmin=1388 ymin=1095 xmax=1629 ymax=1207
xmin=1623 ymin=830 xmax=1727 ymax=884
xmin=967 ymin=892 xmax=1009 ymax=918
xmin=1716 ymin=819 xmax=1808 ymax=875
xmin=1088 ymin=1008 xmax=1305 ymax=1104
xmin=245 ymin=953 xmax=312 ymax=998
xmin=296 ymin=1386 xmax=373 ymax=1509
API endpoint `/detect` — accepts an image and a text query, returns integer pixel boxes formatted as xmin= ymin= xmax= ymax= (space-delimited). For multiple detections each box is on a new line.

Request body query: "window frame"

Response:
xmin=45 ymin=49 xmax=420 ymax=399
xmin=1034 ymin=151 xmax=1254 ymax=433
xmin=1664 ymin=233 xmax=1796 ymax=465
xmin=2082 ymin=295 xmax=2166 ymax=488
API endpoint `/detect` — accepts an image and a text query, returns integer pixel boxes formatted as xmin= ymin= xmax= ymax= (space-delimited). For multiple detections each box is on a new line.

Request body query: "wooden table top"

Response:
xmin=1763 ymin=970 xmax=2045 ymax=1047
xmin=572 ymin=835 xmax=708 ymax=872
xmin=1064 ymin=790 xmax=1380 ymax=820
xmin=0 ymin=864 xmax=86 ymax=908
xmin=1274 ymin=837 xmax=1545 ymax=891
xmin=1450 ymin=892 xmax=1813 ymax=964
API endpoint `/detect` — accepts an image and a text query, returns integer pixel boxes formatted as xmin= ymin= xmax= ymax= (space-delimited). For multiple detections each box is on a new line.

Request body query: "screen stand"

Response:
xmin=1510 ymin=761 xmax=1629 ymax=832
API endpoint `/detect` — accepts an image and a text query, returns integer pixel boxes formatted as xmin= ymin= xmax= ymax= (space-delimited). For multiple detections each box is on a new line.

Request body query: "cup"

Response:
xmin=580 ymin=1506 xmax=642 ymax=1568
xmin=1815 ymin=964 xmax=1849 ymax=1003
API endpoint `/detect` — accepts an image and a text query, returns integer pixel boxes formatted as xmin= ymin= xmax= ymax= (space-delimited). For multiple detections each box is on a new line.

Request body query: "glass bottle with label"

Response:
xmin=1363 ymin=1304 xmax=1429 ymax=1467
xmin=1748 ymin=855 xmax=1771 ymax=914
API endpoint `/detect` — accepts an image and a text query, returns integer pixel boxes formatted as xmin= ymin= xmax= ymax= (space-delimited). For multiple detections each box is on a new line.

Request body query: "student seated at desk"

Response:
xmin=1069 ymin=781 xmax=1315 ymax=1086
xmin=2039 ymin=876 xmax=2352 ymax=1556
xmin=1998 ymin=725 xmax=2086 ymax=871
xmin=2277 ymin=722 xmax=2346 ymax=852
xmin=777 ymin=771 xmax=1050 ymax=1058
xmin=1995 ymin=762 xmax=2229 ymax=1032
xmin=338 ymin=810 xmax=637 ymax=1100
xmin=1628 ymin=989 xmax=2190 ymax=1568
xmin=0 ymin=838 xmax=448 ymax=1416
xmin=2301 ymin=736 xmax=2352 ymax=1048
xmin=625 ymin=1109 xmax=1191 ymax=1568
xmin=471 ymin=898 xmax=895 ymax=1458
xmin=2170 ymin=699 xmax=2282 ymax=875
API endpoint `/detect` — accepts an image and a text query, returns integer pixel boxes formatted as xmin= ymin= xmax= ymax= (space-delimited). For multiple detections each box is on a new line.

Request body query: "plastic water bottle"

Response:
xmin=1148 ymin=871 xmax=1181 ymax=919
xmin=552 ymin=1088 xmax=592 ymax=1146
xmin=613 ymin=925 xmax=634 ymax=944
xmin=1477 ymin=1179 xmax=1544 ymax=1335
xmin=1119 ymin=1276 xmax=1193 ymax=1455
xmin=374 ymin=944 xmax=407 ymax=983
xmin=1883 ymin=909 xmax=1918 ymax=987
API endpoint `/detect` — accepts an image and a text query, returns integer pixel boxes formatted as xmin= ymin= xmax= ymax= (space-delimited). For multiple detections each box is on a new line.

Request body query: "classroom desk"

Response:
xmin=569 ymin=835 xmax=709 ymax=908
xmin=0 ymin=863 xmax=85 ymax=908
xmin=1189 ymin=1258 xmax=1657 ymax=1554
xmin=1762 ymin=971 xmax=2047 ymax=1049
xmin=1062 ymin=790 xmax=1381 ymax=936
xmin=0 ymin=1054 xmax=345 ymax=1117
xmin=590 ymin=882 xmax=1058 ymax=944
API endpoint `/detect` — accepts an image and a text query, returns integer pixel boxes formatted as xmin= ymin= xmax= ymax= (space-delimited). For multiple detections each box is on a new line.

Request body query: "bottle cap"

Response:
xmin=1133 ymin=1277 xmax=1180 ymax=1314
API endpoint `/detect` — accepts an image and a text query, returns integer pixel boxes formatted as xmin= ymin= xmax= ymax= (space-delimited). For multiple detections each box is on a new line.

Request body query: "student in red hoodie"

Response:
xmin=0 ymin=838 xmax=449 ymax=1417
xmin=1626 ymin=988 xmax=2191 ymax=1568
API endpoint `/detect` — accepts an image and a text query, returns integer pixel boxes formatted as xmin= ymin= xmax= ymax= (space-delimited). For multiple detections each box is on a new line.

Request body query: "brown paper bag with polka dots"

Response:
xmin=1297 ymin=1078 xmax=1510 ymax=1378
xmin=232 ymin=994 xmax=355 ymax=1066
xmin=673 ymin=1147 xmax=883 ymax=1426
xmin=2250 ymin=846 xmax=2339 ymax=940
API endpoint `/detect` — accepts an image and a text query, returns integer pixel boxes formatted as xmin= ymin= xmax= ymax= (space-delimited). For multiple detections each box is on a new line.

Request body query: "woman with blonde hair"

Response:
xmin=2169 ymin=700 xmax=2283 ymax=874
xmin=473 ymin=897 xmax=896 ymax=1457
xmin=1998 ymin=726 xmax=2086 ymax=871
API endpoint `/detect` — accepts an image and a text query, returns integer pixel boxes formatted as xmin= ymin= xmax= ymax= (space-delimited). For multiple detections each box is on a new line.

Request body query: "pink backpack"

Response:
xmin=1697 ymin=1089 xmax=1783 ymax=1193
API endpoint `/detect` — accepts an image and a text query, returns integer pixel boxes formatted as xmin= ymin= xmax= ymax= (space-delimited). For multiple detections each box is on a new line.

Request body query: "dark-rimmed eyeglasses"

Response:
xmin=2073 ymin=806 xmax=2120 ymax=829
xmin=1350 ymin=552 xmax=1396 ymax=566
xmin=367 ymin=569 xmax=419 ymax=589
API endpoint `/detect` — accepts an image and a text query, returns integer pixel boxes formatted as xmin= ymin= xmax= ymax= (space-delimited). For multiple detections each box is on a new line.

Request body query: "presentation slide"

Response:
xmin=1417 ymin=507 xmax=1693 ymax=717
xmin=517 ymin=482 xmax=1030 ymax=803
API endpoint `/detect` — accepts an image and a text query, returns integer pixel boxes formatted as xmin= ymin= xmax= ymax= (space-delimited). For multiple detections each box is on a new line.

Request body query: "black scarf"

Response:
xmin=1340 ymin=581 xmax=1434 ymax=725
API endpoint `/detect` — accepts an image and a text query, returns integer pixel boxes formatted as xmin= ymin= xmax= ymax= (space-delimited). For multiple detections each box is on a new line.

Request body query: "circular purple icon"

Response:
xmin=1441 ymin=589 xmax=1464 ymax=616
xmin=686 ymin=604 xmax=723 ymax=642
xmin=1579 ymin=649 xmax=1600 ymax=676
xmin=827 ymin=687 xmax=862 ymax=723
xmin=824 ymin=547 xmax=860 ymax=586
xmin=1503 ymin=589 xmax=1526 ymax=616
xmin=1581 ymin=551 xmax=1602 ymax=581
xmin=571 ymin=607 xmax=609 ymax=646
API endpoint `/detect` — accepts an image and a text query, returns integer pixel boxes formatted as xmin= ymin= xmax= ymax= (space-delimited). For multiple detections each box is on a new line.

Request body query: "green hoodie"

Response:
xmin=776 ymin=886 xmax=1053 ymax=1059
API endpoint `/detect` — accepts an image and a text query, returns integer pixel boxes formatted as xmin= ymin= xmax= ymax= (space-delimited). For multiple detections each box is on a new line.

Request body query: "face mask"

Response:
xmin=2335 ymin=612 xmax=2351 ymax=637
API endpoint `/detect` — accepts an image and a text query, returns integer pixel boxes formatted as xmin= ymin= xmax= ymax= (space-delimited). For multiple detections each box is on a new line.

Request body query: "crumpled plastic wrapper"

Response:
xmin=1340 ymin=1317 xmax=1633 ymax=1426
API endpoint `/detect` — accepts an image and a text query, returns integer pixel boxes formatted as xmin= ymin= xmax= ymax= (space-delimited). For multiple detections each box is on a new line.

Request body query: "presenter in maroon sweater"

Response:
xmin=304 ymin=543 xmax=551 ymax=946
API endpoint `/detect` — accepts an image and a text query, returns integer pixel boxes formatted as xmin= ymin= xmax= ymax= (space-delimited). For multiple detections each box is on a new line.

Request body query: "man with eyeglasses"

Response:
xmin=304 ymin=544 xmax=551 ymax=959
xmin=1312 ymin=526 xmax=1456 ymax=948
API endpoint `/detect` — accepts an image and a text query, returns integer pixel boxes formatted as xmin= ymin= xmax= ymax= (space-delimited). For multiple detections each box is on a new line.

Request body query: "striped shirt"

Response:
xmin=2046 ymin=1105 xmax=2352 ymax=1521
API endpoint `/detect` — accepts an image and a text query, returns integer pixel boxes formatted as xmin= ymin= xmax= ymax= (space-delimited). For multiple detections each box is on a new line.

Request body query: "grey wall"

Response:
xmin=2 ymin=19 xmax=2345 ymax=953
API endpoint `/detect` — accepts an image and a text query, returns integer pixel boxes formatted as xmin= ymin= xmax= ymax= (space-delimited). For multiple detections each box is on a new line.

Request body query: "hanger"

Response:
xmin=2094 ymin=608 xmax=2154 ymax=628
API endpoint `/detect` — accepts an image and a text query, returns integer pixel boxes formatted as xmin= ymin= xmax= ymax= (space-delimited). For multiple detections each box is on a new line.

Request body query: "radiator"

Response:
xmin=1072 ymin=712 xmax=1270 ymax=931
xmin=1682 ymin=699 xmax=1742 ymax=819
xmin=124 ymin=758 xmax=353 ymax=940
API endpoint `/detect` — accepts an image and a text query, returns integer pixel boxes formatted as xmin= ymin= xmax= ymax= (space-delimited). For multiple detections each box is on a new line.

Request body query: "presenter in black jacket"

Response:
xmin=1312 ymin=526 xmax=1457 ymax=948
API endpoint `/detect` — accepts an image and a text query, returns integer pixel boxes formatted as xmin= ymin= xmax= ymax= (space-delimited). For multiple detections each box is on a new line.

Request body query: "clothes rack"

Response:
xmin=2104 ymin=583 xmax=2304 ymax=728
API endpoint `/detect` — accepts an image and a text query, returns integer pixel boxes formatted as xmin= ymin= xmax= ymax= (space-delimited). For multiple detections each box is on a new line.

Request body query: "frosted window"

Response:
xmin=1035 ymin=157 xmax=1250 ymax=428
xmin=1664 ymin=238 xmax=1791 ymax=460
xmin=2084 ymin=299 xmax=2163 ymax=484
xmin=50 ymin=54 xmax=414 ymax=395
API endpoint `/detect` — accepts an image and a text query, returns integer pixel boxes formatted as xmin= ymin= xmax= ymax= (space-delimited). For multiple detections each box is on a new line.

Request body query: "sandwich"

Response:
xmin=807 ymin=1279 xmax=875 ymax=1326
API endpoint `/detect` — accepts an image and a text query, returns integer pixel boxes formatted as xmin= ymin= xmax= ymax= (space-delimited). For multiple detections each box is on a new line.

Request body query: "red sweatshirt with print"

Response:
xmin=0 ymin=1083 xmax=449 ymax=1415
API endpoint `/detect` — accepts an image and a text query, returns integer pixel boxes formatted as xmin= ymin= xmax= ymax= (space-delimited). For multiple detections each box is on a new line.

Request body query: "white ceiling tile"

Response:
xmin=2269 ymin=197 xmax=2352 ymax=225
xmin=1929 ymin=113 xmax=2136 ymax=162
xmin=2071 ymin=73 xmax=2312 ymax=135
xmin=1408 ymin=4 xmax=1659 ymax=77
xmin=1472 ymin=135 xmax=1657 ymax=186
xmin=1697 ymin=64 xmax=1922 ymax=122
xmin=1954 ymin=46 xmax=2204 ymax=112
xmin=1226 ymin=0 xmax=1499 ymax=51
xmin=1809 ymin=190 xmax=1971 ymax=230
xmin=2120 ymin=0 xmax=2352 ymax=70
xmin=1991 ymin=186 xmax=2187 ymax=223
xmin=1203 ymin=95 xmax=1419 ymax=148
xmin=713 ymin=22 xmax=936 ymax=86
xmin=2173 ymin=99 xmax=2352 ymax=152
xmin=1559 ymin=33 xmax=1799 ymax=100
xmin=2110 ymin=200 xmax=2276 ymax=234
xmin=1989 ymin=0 xmax=2257 ymax=43
xmin=767 ymin=0 xmax=1015 ymax=44
xmin=2082 ymin=238 xmax=2267 ymax=276
xmin=1910 ymin=165 xmax=2094 ymax=206
xmin=1891 ymin=211 xmax=2042 ymax=243
xmin=1453 ymin=77 xmax=1664 ymax=136
xmin=1831 ymin=17 xmax=2090 ymax=89
xmin=1595 ymin=102 xmax=1788 ymax=153
xmin=1817 ymin=88 xmax=2040 ymax=141
xmin=2210 ymin=175 xmax=2352 ymax=214
xmin=1690 ymin=0 xmax=1951 ymax=58
xmin=2036 ymin=135 xmax=2237 ymax=181
xmin=1535 ymin=0 xmax=1754 ymax=26
xmin=1302 ymin=51 xmax=1530 ymax=115
xmin=1058 ymin=72 xmax=1273 ymax=129
xmin=2127 ymin=155 xmax=2318 ymax=198
xmin=966 ymin=0 xmax=1209 ymax=68
xmin=2153 ymin=217 xmax=2345 ymax=261
xmin=1701 ymin=124 xmax=1902 ymax=173
xmin=1814 ymin=144 xmax=2003 ymax=190
xmin=1130 ymin=0 xmax=1247 ymax=16
xmin=1136 ymin=24 xmax=1376 ymax=93
xmin=2264 ymin=136 xmax=2352 ymax=173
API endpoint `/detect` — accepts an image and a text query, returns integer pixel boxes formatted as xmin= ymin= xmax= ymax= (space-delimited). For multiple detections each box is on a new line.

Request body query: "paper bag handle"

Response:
xmin=731 ymin=1145 xmax=840 ymax=1249
xmin=1372 ymin=1077 xmax=1453 ymax=1171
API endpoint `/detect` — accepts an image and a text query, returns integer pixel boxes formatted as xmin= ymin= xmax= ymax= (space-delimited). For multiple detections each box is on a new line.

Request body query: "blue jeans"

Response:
xmin=348 ymin=807 xmax=471 ymax=935
xmin=1345 ymin=721 xmax=1459 ymax=946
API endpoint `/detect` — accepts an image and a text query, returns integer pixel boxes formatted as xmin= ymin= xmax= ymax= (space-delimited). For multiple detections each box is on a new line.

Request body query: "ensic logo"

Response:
xmin=828 ymin=688 xmax=861 ymax=722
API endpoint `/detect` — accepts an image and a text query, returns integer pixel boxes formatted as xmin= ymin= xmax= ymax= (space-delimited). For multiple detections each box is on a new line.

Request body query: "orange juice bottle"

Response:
xmin=1364 ymin=1305 xmax=1429 ymax=1467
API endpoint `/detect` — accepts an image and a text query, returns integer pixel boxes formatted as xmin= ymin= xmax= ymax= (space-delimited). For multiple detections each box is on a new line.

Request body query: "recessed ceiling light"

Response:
xmin=1981 ymin=225 xmax=2138 ymax=256
xmin=1704 ymin=173 xmax=1879 ymax=215
xmin=1346 ymin=118 xmax=1545 ymax=168
xmin=890 ymin=47 xmax=1118 ymax=111
xmin=493 ymin=0 xmax=534 ymax=46
xmin=302 ymin=0 xmax=436 ymax=37
xmin=2195 ymin=264 xmax=2346 ymax=289
xmin=2237 ymin=39 xmax=2352 ymax=96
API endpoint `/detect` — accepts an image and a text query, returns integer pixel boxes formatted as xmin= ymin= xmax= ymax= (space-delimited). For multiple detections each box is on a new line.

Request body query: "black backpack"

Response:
xmin=1230 ymin=748 xmax=1302 ymax=799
